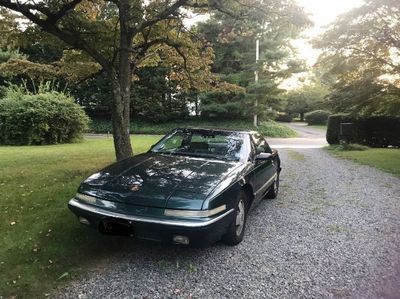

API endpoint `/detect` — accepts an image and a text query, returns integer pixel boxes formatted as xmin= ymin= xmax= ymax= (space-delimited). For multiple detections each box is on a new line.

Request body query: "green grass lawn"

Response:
xmin=327 ymin=146 xmax=400 ymax=177
xmin=0 ymin=135 xmax=162 ymax=298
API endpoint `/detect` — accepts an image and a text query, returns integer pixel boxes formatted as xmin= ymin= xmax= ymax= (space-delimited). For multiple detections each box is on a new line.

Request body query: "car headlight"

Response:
xmin=75 ymin=193 xmax=97 ymax=204
xmin=164 ymin=205 xmax=226 ymax=218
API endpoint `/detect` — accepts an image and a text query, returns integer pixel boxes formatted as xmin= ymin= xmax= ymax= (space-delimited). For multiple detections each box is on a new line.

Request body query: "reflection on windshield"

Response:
xmin=151 ymin=129 xmax=245 ymax=161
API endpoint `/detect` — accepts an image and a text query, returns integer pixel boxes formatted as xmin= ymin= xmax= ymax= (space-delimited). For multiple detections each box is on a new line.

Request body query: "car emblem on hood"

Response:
xmin=130 ymin=183 xmax=141 ymax=192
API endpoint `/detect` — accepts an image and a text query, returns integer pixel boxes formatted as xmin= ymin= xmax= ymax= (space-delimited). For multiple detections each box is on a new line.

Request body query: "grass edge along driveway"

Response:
xmin=0 ymin=135 xmax=162 ymax=298
xmin=326 ymin=146 xmax=400 ymax=177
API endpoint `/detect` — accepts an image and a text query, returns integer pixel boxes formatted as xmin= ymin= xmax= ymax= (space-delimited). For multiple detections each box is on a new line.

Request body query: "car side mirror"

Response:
xmin=255 ymin=152 xmax=272 ymax=161
xmin=256 ymin=146 xmax=264 ymax=154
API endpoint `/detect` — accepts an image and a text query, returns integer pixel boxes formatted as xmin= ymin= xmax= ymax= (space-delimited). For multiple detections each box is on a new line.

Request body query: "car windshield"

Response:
xmin=151 ymin=130 xmax=246 ymax=162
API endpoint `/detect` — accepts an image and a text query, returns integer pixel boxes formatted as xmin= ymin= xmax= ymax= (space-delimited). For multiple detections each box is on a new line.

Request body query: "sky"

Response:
xmin=294 ymin=0 xmax=365 ymax=66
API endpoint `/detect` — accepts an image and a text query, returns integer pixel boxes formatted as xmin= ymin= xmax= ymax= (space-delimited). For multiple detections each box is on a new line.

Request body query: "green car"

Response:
xmin=68 ymin=128 xmax=281 ymax=246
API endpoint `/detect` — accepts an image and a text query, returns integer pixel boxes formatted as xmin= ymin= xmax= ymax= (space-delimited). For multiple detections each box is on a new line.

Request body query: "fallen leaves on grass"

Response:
xmin=32 ymin=244 xmax=40 ymax=252
xmin=57 ymin=272 xmax=69 ymax=280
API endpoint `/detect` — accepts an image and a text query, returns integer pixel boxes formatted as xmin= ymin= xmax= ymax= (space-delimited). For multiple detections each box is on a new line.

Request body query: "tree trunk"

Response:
xmin=107 ymin=0 xmax=135 ymax=161
xmin=110 ymin=70 xmax=133 ymax=161
xmin=300 ymin=112 xmax=304 ymax=122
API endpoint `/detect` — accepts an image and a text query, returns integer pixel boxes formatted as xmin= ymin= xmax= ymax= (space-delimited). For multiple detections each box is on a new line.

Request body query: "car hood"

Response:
xmin=79 ymin=153 xmax=242 ymax=209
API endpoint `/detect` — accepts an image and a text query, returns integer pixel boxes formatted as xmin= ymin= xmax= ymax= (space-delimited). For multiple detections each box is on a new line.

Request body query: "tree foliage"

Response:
xmin=284 ymin=80 xmax=330 ymax=120
xmin=314 ymin=0 xmax=400 ymax=117
xmin=0 ymin=0 xmax=248 ymax=159
xmin=197 ymin=2 xmax=310 ymax=120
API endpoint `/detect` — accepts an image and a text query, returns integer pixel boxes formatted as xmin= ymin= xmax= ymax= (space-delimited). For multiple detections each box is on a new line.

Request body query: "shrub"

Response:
xmin=0 ymin=85 xmax=89 ymax=145
xmin=257 ymin=120 xmax=297 ymax=138
xmin=326 ymin=114 xmax=400 ymax=147
xmin=305 ymin=110 xmax=331 ymax=125
xmin=0 ymin=48 xmax=27 ymax=63
xmin=275 ymin=113 xmax=293 ymax=122
xmin=326 ymin=114 xmax=350 ymax=144
xmin=356 ymin=117 xmax=400 ymax=147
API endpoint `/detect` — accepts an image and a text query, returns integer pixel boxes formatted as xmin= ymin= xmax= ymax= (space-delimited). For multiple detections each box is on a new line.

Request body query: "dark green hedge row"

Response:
xmin=326 ymin=114 xmax=400 ymax=147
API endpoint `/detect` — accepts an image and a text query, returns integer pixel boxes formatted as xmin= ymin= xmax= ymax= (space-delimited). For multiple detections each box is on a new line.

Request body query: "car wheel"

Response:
xmin=265 ymin=171 xmax=279 ymax=199
xmin=222 ymin=191 xmax=248 ymax=246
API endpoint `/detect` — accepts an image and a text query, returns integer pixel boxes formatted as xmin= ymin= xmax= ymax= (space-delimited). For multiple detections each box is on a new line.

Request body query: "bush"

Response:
xmin=305 ymin=110 xmax=331 ymax=125
xmin=326 ymin=114 xmax=400 ymax=147
xmin=275 ymin=113 xmax=293 ymax=122
xmin=326 ymin=114 xmax=350 ymax=144
xmin=0 ymin=85 xmax=89 ymax=145
xmin=257 ymin=120 xmax=297 ymax=138
xmin=357 ymin=117 xmax=400 ymax=147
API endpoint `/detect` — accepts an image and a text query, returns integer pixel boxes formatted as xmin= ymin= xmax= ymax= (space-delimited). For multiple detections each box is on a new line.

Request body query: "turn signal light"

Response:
xmin=79 ymin=217 xmax=90 ymax=225
xmin=173 ymin=235 xmax=190 ymax=245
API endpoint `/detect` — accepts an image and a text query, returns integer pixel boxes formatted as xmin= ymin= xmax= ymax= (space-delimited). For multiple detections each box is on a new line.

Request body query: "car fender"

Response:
xmin=202 ymin=162 xmax=255 ymax=210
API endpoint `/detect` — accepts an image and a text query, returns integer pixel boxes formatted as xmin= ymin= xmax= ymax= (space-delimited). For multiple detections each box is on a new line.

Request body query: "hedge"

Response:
xmin=0 ymin=88 xmax=89 ymax=145
xmin=357 ymin=117 xmax=400 ymax=147
xmin=305 ymin=110 xmax=331 ymax=125
xmin=275 ymin=113 xmax=293 ymax=122
xmin=326 ymin=114 xmax=400 ymax=147
xmin=326 ymin=114 xmax=351 ymax=144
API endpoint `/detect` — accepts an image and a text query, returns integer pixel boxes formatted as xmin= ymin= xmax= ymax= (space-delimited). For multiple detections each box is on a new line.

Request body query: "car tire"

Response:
xmin=222 ymin=191 xmax=248 ymax=246
xmin=265 ymin=171 xmax=279 ymax=199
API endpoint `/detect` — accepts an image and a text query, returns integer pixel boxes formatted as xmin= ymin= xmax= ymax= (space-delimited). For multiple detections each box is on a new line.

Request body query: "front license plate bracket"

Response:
xmin=99 ymin=217 xmax=134 ymax=236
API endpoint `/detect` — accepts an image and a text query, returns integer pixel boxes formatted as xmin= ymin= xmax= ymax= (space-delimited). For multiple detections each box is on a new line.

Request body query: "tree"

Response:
xmin=0 ymin=19 xmax=209 ymax=122
xmin=314 ymin=0 xmax=400 ymax=117
xmin=0 ymin=8 xmax=20 ymax=48
xmin=285 ymin=80 xmax=329 ymax=121
xmin=0 ymin=0 xmax=248 ymax=160
xmin=196 ymin=2 xmax=310 ymax=123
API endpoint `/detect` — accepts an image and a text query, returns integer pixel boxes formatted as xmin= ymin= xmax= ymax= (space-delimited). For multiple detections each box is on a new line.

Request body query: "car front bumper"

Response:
xmin=68 ymin=198 xmax=234 ymax=246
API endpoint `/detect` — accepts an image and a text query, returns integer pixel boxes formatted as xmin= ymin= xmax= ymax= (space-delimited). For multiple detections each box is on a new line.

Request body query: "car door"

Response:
xmin=251 ymin=133 xmax=276 ymax=200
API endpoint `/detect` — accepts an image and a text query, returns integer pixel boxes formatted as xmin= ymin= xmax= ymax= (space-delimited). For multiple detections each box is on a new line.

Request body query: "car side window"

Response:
xmin=252 ymin=133 xmax=272 ymax=154
xmin=163 ymin=134 xmax=184 ymax=150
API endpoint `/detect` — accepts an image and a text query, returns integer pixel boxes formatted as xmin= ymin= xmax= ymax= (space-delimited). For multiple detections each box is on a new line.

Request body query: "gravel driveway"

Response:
xmin=56 ymin=147 xmax=400 ymax=299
